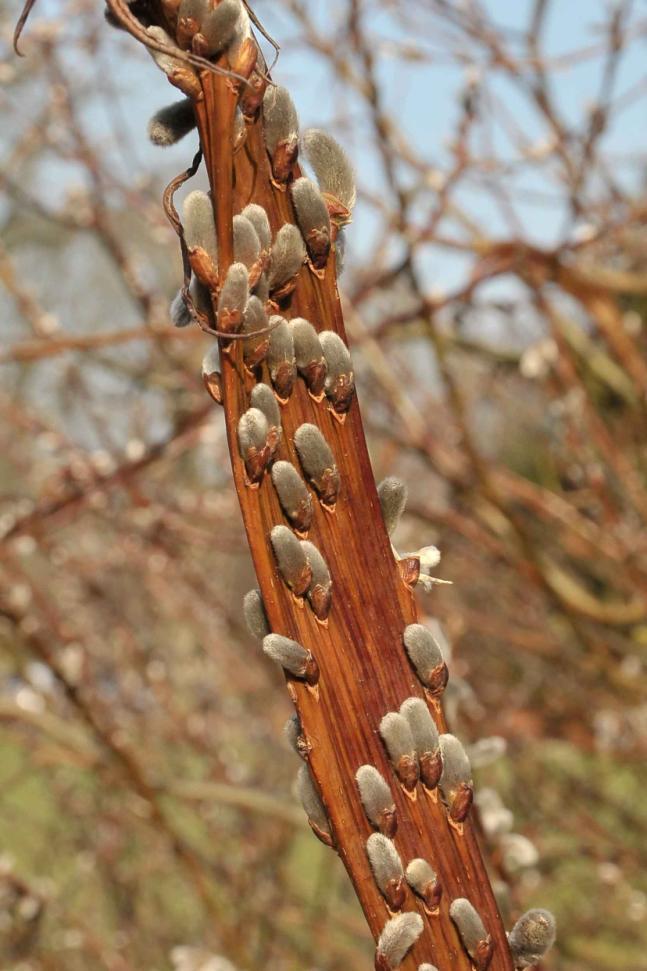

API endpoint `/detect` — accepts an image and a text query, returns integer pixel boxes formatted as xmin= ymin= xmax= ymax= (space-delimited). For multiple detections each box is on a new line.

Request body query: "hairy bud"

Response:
xmin=366 ymin=833 xmax=405 ymax=911
xmin=270 ymin=525 xmax=312 ymax=597
xmin=267 ymin=317 xmax=296 ymax=400
xmin=242 ymin=203 xmax=271 ymax=253
xmin=377 ymin=478 xmax=408 ymax=536
xmin=302 ymin=128 xmax=356 ymax=225
xmin=291 ymin=177 xmax=331 ymax=270
xmin=355 ymin=765 xmax=397 ymax=837
xmin=148 ymin=97 xmax=196 ymax=146
xmin=508 ymin=909 xmax=556 ymax=969
xmin=439 ymin=734 xmax=473 ymax=824
xmin=319 ymin=331 xmax=355 ymax=414
xmin=262 ymin=85 xmax=299 ymax=185
xmin=263 ymin=634 xmax=318 ymax=686
xmin=296 ymin=764 xmax=332 ymax=845
xmin=399 ymin=698 xmax=441 ymax=791
xmin=379 ymin=712 xmax=419 ymax=793
xmin=375 ymin=913 xmax=423 ymax=971
xmin=405 ymin=858 xmax=442 ymax=913
xmin=284 ymin=713 xmax=308 ymax=759
xmin=237 ymin=407 xmax=270 ymax=483
xmin=183 ymin=189 xmax=219 ymax=288
xmin=294 ymin=424 xmax=340 ymax=507
xmin=290 ymin=318 xmax=327 ymax=397
xmin=233 ymin=214 xmax=262 ymax=286
xmin=145 ymin=26 xmax=201 ymax=98
xmin=189 ymin=0 xmax=241 ymax=57
xmin=250 ymin=383 xmax=281 ymax=457
xmin=449 ymin=898 xmax=493 ymax=971
xmin=243 ymin=588 xmax=269 ymax=641
xmin=403 ymin=623 xmax=448 ymax=697
xmin=271 ymin=461 xmax=313 ymax=534
xmin=201 ymin=344 xmax=222 ymax=404
xmin=300 ymin=540 xmax=332 ymax=621
xmin=170 ymin=289 xmax=192 ymax=328
xmin=217 ymin=262 xmax=248 ymax=333
xmin=267 ymin=223 xmax=306 ymax=297
xmin=241 ymin=295 xmax=270 ymax=369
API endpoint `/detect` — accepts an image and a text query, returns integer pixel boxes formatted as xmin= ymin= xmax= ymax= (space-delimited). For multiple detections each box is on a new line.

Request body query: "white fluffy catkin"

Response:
xmin=148 ymin=98 xmax=196 ymax=146
xmin=508 ymin=909 xmax=556 ymax=968
xmin=183 ymin=190 xmax=218 ymax=263
xmin=242 ymin=589 xmax=269 ymax=640
xmin=449 ymin=898 xmax=489 ymax=961
xmin=302 ymin=128 xmax=357 ymax=212
xmin=267 ymin=223 xmax=306 ymax=290
xmin=376 ymin=913 xmax=423 ymax=969
xmin=377 ymin=477 xmax=408 ymax=536
xmin=355 ymin=765 xmax=395 ymax=829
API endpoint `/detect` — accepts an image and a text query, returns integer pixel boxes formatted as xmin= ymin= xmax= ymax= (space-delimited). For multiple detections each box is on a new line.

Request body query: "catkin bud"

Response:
xmin=267 ymin=223 xmax=306 ymax=297
xmin=263 ymin=634 xmax=318 ymax=685
xmin=294 ymin=424 xmax=340 ymax=507
xmin=319 ymin=331 xmax=355 ymax=414
xmin=405 ymin=859 xmax=442 ymax=913
xmin=267 ymin=317 xmax=296 ymax=400
xmin=366 ymin=833 xmax=405 ymax=911
xmin=270 ymin=525 xmax=312 ymax=597
xmin=243 ymin=588 xmax=269 ymax=640
xmin=242 ymin=203 xmax=271 ymax=253
xmin=300 ymin=540 xmax=332 ymax=622
xmin=271 ymin=461 xmax=313 ymax=534
xmin=508 ymin=909 xmax=556 ymax=969
xmin=217 ymin=262 xmax=248 ymax=333
xmin=377 ymin=478 xmax=408 ymax=536
xmin=237 ymin=407 xmax=270 ymax=483
xmin=449 ymin=899 xmax=493 ymax=971
xmin=250 ymin=383 xmax=281 ymax=457
xmin=183 ymin=189 xmax=219 ymax=288
xmin=284 ymin=713 xmax=308 ymax=758
xmin=439 ymin=734 xmax=473 ymax=824
xmin=201 ymin=344 xmax=222 ymax=404
xmin=296 ymin=764 xmax=332 ymax=845
xmin=290 ymin=318 xmax=327 ymax=397
xmin=187 ymin=0 xmax=241 ymax=57
xmin=241 ymin=295 xmax=270 ymax=369
xmin=262 ymin=85 xmax=299 ymax=185
xmin=399 ymin=698 xmax=441 ymax=791
xmin=379 ymin=712 xmax=419 ymax=793
xmin=375 ymin=913 xmax=424 ymax=971
xmin=302 ymin=128 xmax=356 ymax=225
xmin=145 ymin=26 xmax=201 ymax=99
xmin=170 ymin=289 xmax=192 ymax=328
xmin=148 ymin=97 xmax=196 ymax=146
xmin=233 ymin=214 xmax=262 ymax=286
xmin=355 ymin=765 xmax=397 ymax=837
xmin=291 ymin=177 xmax=331 ymax=270
xmin=403 ymin=624 xmax=448 ymax=697
xmin=253 ymin=273 xmax=269 ymax=303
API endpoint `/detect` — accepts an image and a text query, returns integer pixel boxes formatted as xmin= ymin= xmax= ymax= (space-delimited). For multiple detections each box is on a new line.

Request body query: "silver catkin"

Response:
xmin=271 ymin=461 xmax=313 ymax=533
xmin=267 ymin=223 xmax=306 ymax=291
xmin=233 ymin=214 xmax=261 ymax=270
xmin=270 ymin=525 xmax=312 ymax=596
xmin=376 ymin=913 xmax=424 ymax=970
xmin=267 ymin=317 xmax=296 ymax=399
xmin=302 ymin=128 xmax=357 ymax=213
xmin=377 ymin=477 xmax=408 ymax=536
xmin=243 ymin=588 xmax=270 ymax=640
xmin=355 ymin=765 xmax=396 ymax=831
xmin=296 ymin=764 xmax=331 ymax=839
xmin=403 ymin=623 xmax=448 ymax=694
xmin=148 ymin=97 xmax=196 ymax=146
xmin=291 ymin=318 xmax=325 ymax=372
xmin=250 ymin=382 xmax=280 ymax=432
xmin=399 ymin=698 xmax=438 ymax=757
xmin=170 ymin=289 xmax=192 ymax=328
xmin=293 ymin=424 xmax=340 ymax=506
xmin=366 ymin=833 xmax=404 ymax=895
xmin=291 ymin=177 xmax=331 ymax=268
xmin=379 ymin=712 xmax=419 ymax=792
xmin=217 ymin=262 xmax=249 ymax=331
xmin=262 ymin=85 xmax=299 ymax=182
xmin=508 ymin=909 xmax=556 ymax=969
xmin=192 ymin=0 xmax=241 ymax=56
xmin=449 ymin=899 xmax=490 ymax=963
xmin=439 ymin=734 xmax=473 ymax=823
xmin=262 ymin=633 xmax=309 ymax=677
xmin=241 ymin=295 xmax=270 ymax=368
xmin=183 ymin=190 xmax=218 ymax=264
xmin=319 ymin=330 xmax=355 ymax=413
xmin=300 ymin=540 xmax=332 ymax=621
xmin=242 ymin=203 xmax=271 ymax=252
